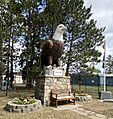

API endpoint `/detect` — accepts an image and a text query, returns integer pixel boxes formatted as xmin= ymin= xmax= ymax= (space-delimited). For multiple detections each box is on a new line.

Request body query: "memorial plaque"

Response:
xmin=100 ymin=91 xmax=112 ymax=100
xmin=53 ymin=69 xmax=63 ymax=76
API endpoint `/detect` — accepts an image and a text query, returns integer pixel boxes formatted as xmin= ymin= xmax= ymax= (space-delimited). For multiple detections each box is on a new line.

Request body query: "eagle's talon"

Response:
xmin=47 ymin=65 xmax=52 ymax=69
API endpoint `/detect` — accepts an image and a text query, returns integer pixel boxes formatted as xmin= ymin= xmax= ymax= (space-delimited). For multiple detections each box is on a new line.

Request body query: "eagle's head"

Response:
xmin=56 ymin=24 xmax=67 ymax=33
xmin=53 ymin=24 xmax=67 ymax=42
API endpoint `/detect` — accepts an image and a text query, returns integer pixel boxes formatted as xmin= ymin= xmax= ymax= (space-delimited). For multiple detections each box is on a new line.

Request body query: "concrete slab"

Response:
xmin=103 ymin=99 xmax=113 ymax=102
xmin=99 ymin=99 xmax=113 ymax=102
xmin=51 ymin=104 xmax=82 ymax=110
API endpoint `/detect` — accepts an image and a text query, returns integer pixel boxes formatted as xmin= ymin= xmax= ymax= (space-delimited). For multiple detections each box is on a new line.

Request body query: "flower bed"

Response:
xmin=75 ymin=95 xmax=92 ymax=101
xmin=5 ymin=98 xmax=42 ymax=113
xmin=74 ymin=90 xmax=92 ymax=101
xmin=13 ymin=97 xmax=36 ymax=105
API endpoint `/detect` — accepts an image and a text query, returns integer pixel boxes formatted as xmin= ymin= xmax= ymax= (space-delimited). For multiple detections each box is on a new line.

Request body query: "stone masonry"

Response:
xmin=5 ymin=100 xmax=42 ymax=113
xmin=35 ymin=75 xmax=71 ymax=106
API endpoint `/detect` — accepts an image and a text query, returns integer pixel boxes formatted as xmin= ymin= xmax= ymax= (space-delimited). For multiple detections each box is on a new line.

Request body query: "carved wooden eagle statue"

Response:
xmin=41 ymin=24 xmax=67 ymax=69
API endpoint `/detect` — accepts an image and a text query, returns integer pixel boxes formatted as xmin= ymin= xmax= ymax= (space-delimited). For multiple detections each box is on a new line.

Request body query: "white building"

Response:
xmin=0 ymin=74 xmax=23 ymax=90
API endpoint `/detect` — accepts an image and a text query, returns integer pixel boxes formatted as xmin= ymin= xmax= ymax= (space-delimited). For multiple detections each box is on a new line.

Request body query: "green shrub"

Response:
xmin=75 ymin=89 xmax=88 ymax=96
xmin=13 ymin=97 xmax=36 ymax=105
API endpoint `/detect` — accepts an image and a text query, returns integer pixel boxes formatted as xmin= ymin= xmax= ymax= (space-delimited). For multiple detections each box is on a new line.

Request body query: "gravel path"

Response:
xmin=78 ymin=99 xmax=113 ymax=118
xmin=71 ymin=108 xmax=107 ymax=119
xmin=52 ymin=104 xmax=108 ymax=119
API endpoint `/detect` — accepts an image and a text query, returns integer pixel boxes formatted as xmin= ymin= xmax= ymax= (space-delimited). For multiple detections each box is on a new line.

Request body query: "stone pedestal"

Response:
xmin=35 ymin=75 xmax=71 ymax=106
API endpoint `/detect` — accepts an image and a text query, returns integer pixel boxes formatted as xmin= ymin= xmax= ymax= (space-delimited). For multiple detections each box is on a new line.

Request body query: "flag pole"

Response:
xmin=102 ymin=40 xmax=106 ymax=91
xmin=103 ymin=61 xmax=106 ymax=91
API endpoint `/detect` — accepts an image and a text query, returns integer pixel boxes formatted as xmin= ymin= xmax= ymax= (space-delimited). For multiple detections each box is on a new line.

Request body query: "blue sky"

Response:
xmin=84 ymin=0 xmax=113 ymax=72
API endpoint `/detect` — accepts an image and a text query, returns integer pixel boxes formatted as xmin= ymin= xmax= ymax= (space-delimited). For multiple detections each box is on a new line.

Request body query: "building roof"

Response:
xmin=99 ymin=73 xmax=113 ymax=77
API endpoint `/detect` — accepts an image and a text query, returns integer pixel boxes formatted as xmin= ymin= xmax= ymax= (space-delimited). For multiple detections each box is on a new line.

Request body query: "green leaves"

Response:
xmin=0 ymin=0 xmax=105 ymax=80
xmin=106 ymin=55 xmax=113 ymax=74
xmin=63 ymin=0 xmax=105 ymax=75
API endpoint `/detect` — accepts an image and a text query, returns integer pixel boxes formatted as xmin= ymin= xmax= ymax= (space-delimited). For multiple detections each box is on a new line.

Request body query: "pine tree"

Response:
xmin=63 ymin=0 xmax=105 ymax=75
xmin=0 ymin=0 xmax=9 ymax=81
xmin=43 ymin=0 xmax=105 ymax=75
xmin=18 ymin=0 xmax=43 ymax=88
xmin=106 ymin=55 xmax=113 ymax=74
xmin=0 ymin=0 xmax=105 ymax=85
xmin=0 ymin=0 xmax=22 ymax=87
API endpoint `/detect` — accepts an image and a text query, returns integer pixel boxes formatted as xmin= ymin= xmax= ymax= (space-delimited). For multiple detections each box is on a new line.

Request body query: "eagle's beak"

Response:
xmin=63 ymin=26 xmax=67 ymax=30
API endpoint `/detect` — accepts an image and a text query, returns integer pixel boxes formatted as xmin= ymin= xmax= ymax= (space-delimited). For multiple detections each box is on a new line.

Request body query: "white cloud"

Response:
xmin=84 ymin=0 xmax=113 ymax=12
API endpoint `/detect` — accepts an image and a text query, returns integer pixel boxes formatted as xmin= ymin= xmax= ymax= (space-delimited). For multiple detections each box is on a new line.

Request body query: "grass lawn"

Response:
xmin=0 ymin=88 xmax=89 ymax=119
xmin=72 ymin=84 xmax=113 ymax=98
xmin=72 ymin=85 xmax=113 ymax=118
xmin=78 ymin=99 xmax=113 ymax=118
xmin=0 ymin=85 xmax=113 ymax=118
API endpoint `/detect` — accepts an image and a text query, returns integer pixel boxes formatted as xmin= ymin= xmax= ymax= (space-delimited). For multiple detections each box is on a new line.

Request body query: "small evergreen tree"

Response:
xmin=106 ymin=55 xmax=113 ymax=74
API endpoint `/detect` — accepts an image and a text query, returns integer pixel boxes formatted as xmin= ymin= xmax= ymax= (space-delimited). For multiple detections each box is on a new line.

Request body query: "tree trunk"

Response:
xmin=0 ymin=6 xmax=3 ymax=81
xmin=66 ymin=32 xmax=74 ymax=76
xmin=0 ymin=37 xmax=3 ymax=81
xmin=10 ymin=38 xmax=14 ymax=83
